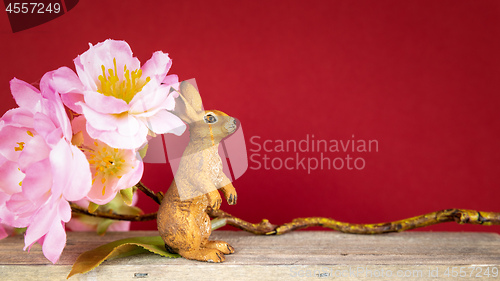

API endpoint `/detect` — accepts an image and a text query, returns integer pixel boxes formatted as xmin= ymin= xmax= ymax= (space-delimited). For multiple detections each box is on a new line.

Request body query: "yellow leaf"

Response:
xmin=67 ymin=218 xmax=226 ymax=278
xmin=67 ymin=236 xmax=179 ymax=279
xmin=88 ymin=202 xmax=99 ymax=213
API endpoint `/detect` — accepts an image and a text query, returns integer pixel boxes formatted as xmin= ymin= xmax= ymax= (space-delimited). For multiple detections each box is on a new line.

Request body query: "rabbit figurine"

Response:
xmin=157 ymin=80 xmax=238 ymax=262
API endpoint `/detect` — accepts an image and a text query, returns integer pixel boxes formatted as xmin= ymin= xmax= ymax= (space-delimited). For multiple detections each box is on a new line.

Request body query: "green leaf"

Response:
xmin=14 ymin=227 xmax=27 ymax=235
xmin=67 ymin=236 xmax=180 ymax=278
xmin=88 ymin=202 xmax=99 ymax=213
xmin=67 ymin=218 xmax=227 ymax=278
xmin=138 ymin=143 xmax=149 ymax=159
xmin=96 ymin=219 xmax=115 ymax=235
xmin=120 ymin=187 xmax=134 ymax=206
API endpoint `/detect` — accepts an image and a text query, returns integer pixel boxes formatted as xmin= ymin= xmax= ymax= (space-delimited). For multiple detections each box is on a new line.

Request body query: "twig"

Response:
xmin=135 ymin=181 xmax=163 ymax=205
xmin=71 ymin=187 xmax=500 ymax=235
xmin=207 ymin=208 xmax=276 ymax=234
xmin=70 ymin=202 xmax=157 ymax=222
xmin=270 ymin=209 xmax=500 ymax=235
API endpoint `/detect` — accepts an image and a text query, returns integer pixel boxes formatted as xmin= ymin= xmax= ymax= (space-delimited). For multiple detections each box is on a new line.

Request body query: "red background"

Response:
xmin=1 ymin=1 xmax=499 ymax=232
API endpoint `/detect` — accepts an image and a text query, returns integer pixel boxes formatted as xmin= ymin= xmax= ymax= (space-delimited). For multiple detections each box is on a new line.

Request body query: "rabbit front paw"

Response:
xmin=221 ymin=183 xmax=237 ymax=205
xmin=206 ymin=191 xmax=222 ymax=209
xmin=226 ymin=192 xmax=237 ymax=205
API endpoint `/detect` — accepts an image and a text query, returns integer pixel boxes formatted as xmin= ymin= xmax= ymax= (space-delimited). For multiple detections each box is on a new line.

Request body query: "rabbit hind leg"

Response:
xmin=178 ymin=248 xmax=226 ymax=262
xmin=161 ymin=223 xmax=226 ymax=262
xmin=203 ymin=240 xmax=235 ymax=255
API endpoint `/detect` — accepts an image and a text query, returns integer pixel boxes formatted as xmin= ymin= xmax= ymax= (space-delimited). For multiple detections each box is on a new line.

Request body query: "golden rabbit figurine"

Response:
xmin=157 ymin=81 xmax=238 ymax=262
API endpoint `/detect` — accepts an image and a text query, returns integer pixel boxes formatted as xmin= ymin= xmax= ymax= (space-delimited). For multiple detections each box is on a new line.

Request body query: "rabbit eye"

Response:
xmin=204 ymin=113 xmax=218 ymax=124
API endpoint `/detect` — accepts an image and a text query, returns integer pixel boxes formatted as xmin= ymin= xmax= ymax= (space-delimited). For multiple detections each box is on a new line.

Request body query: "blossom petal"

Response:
xmin=18 ymin=135 xmax=51 ymax=171
xmin=86 ymin=177 xmax=120 ymax=205
xmin=0 ymin=125 xmax=35 ymax=162
xmin=129 ymin=81 xmax=170 ymax=116
xmin=33 ymin=112 xmax=59 ymax=146
xmin=18 ymin=158 xmax=52 ymax=202
xmin=74 ymin=55 xmax=98 ymax=93
xmin=0 ymin=156 xmax=24 ymax=195
xmin=58 ymin=199 xmax=71 ymax=223
xmin=10 ymin=78 xmax=41 ymax=112
xmin=0 ymin=192 xmax=30 ymax=228
xmin=49 ymin=139 xmax=91 ymax=201
xmin=41 ymin=219 xmax=66 ymax=264
xmin=0 ymin=107 xmax=34 ymax=128
xmin=0 ymin=225 xmax=8 ymax=240
xmin=50 ymin=66 xmax=85 ymax=95
xmin=83 ymin=90 xmax=129 ymax=114
xmin=76 ymin=40 xmax=140 ymax=91
xmin=164 ymin=90 xmax=177 ymax=111
xmin=108 ymin=221 xmax=131 ymax=231
xmin=5 ymin=193 xmax=36 ymax=221
xmin=141 ymin=110 xmax=186 ymax=135
xmin=141 ymin=51 xmax=172 ymax=82
xmin=116 ymin=157 xmax=144 ymax=189
xmin=23 ymin=203 xmax=56 ymax=250
xmin=162 ymin=74 xmax=179 ymax=88
xmin=116 ymin=114 xmax=140 ymax=137
xmin=37 ymin=85 xmax=73 ymax=140
xmin=79 ymin=102 xmax=119 ymax=131
xmin=86 ymin=120 xmax=148 ymax=150
xmin=70 ymin=115 xmax=93 ymax=147
xmin=3 ymin=193 xmax=33 ymax=227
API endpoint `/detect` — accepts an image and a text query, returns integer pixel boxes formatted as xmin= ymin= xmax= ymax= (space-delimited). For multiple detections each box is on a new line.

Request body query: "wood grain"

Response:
xmin=0 ymin=231 xmax=499 ymax=280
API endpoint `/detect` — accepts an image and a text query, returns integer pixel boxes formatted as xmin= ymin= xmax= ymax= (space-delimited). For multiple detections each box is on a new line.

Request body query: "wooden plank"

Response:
xmin=0 ymin=231 xmax=499 ymax=280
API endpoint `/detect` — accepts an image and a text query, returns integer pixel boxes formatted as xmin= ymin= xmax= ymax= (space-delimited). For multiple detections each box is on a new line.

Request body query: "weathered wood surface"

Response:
xmin=1 ymin=231 xmax=499 ymax=280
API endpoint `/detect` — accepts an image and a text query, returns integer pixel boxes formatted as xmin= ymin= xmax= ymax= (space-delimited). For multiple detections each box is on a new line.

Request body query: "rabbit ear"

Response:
xmin=174 ymin=81 xmax=204 ymax=122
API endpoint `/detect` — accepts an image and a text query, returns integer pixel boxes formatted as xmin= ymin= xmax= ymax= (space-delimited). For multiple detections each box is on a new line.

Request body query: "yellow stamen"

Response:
xmin=26 ymin=131 xmax=34 ymax=137
xmin=87 ymin=141 xmax=127 ymax=188
xmin=14 ymin=142 xmax=25 ymax=151
xmin=96 ymin=58 xmax=150 ymax=104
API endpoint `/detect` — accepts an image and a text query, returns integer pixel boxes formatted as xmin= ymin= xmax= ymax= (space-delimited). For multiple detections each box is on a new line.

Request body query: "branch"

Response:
xmin=70 ymin=202 xmax=157 ymax=222
xmin=71 ymin=191 xmax=500 ymax=235
xmin=69 ymin=182 xmax=162 ymax=222
xmin=270 ymin=209 xmax=500 ymax=235
xmin=135 ymin=181 xmax=163 ymax=205
xmin=207 ymin=208 xmax=276 ymax=235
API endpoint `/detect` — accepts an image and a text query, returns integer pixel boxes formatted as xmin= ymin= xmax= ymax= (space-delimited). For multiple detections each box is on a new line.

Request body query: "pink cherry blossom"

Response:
xmin=0 ymin=223 xmax=9 ymax=239
xmin=0 ymin=75 xmax=92 ymax=263
xmin=71 ymin=115 xmax=143 ymax=205
xmin=51 ymin=39 xmax=185 ymax=150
